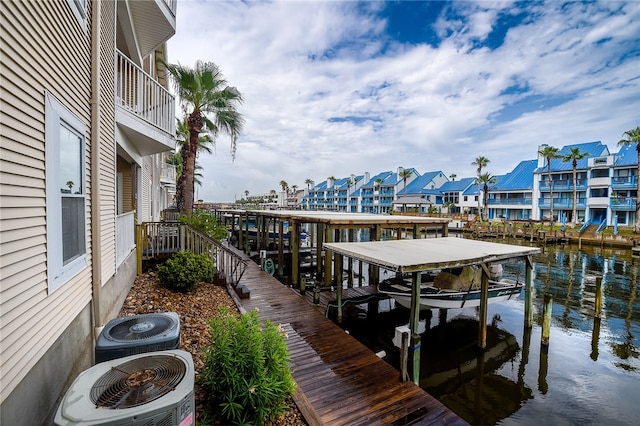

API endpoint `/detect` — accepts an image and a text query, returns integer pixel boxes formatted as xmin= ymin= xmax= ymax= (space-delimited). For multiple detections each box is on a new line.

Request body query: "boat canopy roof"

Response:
xmin=323 ymin=237 xmax=540 ymax=273
xmin=224 ymin=209 xmax=450 ymax=226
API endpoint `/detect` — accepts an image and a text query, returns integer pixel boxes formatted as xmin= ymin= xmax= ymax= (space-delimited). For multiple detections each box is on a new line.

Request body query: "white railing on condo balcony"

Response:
xmin=116 ymin=50 xmax=175 ymax=136
xmin=116 ymin=211 xmax=136 ymax=268
xmin=160 ymin=162 xmax=176 ymax=184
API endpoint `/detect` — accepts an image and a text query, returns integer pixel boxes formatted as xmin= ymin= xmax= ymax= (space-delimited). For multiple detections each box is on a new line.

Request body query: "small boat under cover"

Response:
xmin=378 ymin=265 xmax=523 ymax=310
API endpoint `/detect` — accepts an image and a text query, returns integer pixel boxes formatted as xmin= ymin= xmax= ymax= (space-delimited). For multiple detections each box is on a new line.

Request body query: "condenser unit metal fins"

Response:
xmin=95 ymin=312 xmax=180 ymax=363
xmin=55 ymin=350 xmax=195 ymax=426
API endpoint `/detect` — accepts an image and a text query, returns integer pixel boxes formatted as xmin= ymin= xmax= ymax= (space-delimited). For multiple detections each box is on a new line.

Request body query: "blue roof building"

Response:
xmin=534 ymin=141 xmax=609 ymax=224
xmin=393 ymin=171 xmax=449 ymax=213
xmin=486 ymin=160 xmax=536 ymax=220
xmin=299 ymin=139 xmax=638 ymax=229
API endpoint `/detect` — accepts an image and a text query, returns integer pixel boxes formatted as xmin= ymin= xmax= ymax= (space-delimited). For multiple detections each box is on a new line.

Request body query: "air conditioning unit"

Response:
xmin=95 ymin=312 xmax=180 ymax=363
xmin=55 ymin=350 xmax=194 ymax=426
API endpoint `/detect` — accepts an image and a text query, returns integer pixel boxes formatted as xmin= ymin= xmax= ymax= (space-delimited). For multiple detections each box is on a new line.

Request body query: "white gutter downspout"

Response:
xmin=90 ymin=0 xmax=103 ymax=340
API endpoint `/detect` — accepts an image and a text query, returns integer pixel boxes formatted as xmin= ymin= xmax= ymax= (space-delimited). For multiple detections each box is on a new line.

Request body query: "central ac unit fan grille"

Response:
xmin=109 ymin=314 xmax=176 ymax=341
xmin=90 ymin=354 xmax=186 ymax=409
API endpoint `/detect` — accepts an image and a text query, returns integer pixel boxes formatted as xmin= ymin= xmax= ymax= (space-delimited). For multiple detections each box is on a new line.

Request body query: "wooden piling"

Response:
xmin=292 ymin=221 xmax=300 ymax=292
xmin=336 ymin=253 xmax=343 ymax=324
xmin=400 ymin=330 xmax=409 ymax=382
xmin=409 ymin=271 xmax=422 ymax=385
xmin=478 ymin=263 xmax=490 ymax=350
xmin=324 ymin=225 xmax=332 ymax=288
xmin=541 ymin=293 xmax=552 ymax=346
xmin=594 ymin=276 xmax=603 ymax=318
xmin=525 ymin=255 xmax=534 ymax=328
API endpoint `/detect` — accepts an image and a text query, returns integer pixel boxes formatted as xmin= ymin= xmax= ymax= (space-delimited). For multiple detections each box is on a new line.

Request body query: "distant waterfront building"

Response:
xmin=486 ymin=160 xmax=536 ymax=220
xmin=533 ymin=142 xmax=610 ymax=225
xmin=393 ymin=171 xmax=448 ymax=213
xmin=299 ymin=140 xmax=638 ymax=228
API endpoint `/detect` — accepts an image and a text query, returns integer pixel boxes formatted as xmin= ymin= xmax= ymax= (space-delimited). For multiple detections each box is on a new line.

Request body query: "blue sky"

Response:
xmin=167 ymin=0 xmax=639 ymax=202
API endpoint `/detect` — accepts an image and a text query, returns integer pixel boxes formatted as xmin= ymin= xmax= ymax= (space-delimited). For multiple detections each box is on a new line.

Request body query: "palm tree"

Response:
xmin=165 ymin=60 xmax=244 ymax=215
xmin=539 ymin=145 xmax=560 ymax=228
xmin=618 ymin=127 xmax=640 ymax=233
xmin=173 ymin=118 xmax=214 ymax=208
xmin=449 ymin=173 xmax=457 ymax=181
xmin=476 ymin=172 xmax=496 ymax=221
xmin=562 ymin=147 xmax=588 ymax=226
xmin=244 ymin=189 xmax=249 ymax=198
xmin=472 ymin=156 xmax=490 ymax=220
xmin=66 ymin=180 xmax=74 ymax=193
xmin=398 ymin=168 xmax=413 ymax=195
xmin=305 ymin=178 xmax=314 ymax=192
xmin=279 ymin=180 xmax=288 ymax=207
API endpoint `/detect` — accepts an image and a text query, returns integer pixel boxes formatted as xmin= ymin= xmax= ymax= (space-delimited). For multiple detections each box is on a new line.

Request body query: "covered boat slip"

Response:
xmin=323 ymin=237 xmax=540 ymax=384
xmin=218 ymin=209 xmax=451 ymax=288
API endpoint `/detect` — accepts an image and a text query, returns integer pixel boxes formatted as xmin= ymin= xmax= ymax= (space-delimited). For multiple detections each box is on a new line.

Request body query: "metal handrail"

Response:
xmin=137 ymin=222 xmax=247 ymax=286
xmin=578 ymin=220 xmax=591 ymax=233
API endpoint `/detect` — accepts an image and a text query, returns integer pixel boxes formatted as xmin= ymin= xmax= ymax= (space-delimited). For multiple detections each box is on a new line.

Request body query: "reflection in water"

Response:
xmin=335 ymin=242 xmax=640 ymax=425
xmin=591 ymin=317 xmax=601 ymax=361
xmin=418 ymin=317 xmax=533 ymax=425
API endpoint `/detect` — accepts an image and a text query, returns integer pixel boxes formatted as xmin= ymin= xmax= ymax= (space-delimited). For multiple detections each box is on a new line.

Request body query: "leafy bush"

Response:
xmin=179 ymin=210 xmax=228 ymax=240
xmin=156 ymin=250 xmax=214 ymax=292
xmin=200 ymin=307 xmax=296 ymax=425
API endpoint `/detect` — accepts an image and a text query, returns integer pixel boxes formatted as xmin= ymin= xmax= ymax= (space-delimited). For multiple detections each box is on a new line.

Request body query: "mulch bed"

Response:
xmin=118 ymin=272 xmax=307 ymax=425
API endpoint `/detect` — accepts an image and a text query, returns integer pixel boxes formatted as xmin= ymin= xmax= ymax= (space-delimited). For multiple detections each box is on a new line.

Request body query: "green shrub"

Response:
xmin=200 ymin=307 xmax=296 ymax=425
xmin=156 ymin=250 xmax=214 ymax=292
xmin=179 ymin=210 xmax=228 ymax=240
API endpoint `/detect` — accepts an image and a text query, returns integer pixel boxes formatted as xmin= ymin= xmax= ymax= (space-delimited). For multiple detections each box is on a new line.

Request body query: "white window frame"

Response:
xmin=45 ymin=92 xmax=88 ymax=293
xmin=68 ymin=0 xmax=88 ymax=30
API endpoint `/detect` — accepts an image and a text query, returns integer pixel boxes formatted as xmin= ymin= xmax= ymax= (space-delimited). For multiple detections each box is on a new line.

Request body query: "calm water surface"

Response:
xmin=337 ymin=241 xmax=640 ymax=425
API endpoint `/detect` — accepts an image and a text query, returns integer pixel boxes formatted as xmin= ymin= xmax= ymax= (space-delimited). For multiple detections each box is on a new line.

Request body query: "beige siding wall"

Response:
xmin=98 ymin=0 xmax=117 ymax=282
xmin=0 ymin=0 xmax=93 ymax=403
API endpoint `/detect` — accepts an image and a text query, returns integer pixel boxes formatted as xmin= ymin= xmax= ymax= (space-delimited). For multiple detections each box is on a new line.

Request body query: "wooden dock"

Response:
xmin=237 ymin=252 xmax=467 ymax=425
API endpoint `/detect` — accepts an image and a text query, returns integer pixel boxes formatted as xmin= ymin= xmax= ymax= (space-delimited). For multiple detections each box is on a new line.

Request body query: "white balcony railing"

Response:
xmin=160 ymin=163 xmax=176 ymax=185
xmin=116 ymin=50 xmax=175 ymax=136
xmin=116 ymin=211 xmax=136 ymax=268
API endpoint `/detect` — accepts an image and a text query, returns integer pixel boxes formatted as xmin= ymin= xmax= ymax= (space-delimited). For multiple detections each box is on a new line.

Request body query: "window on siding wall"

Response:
xmin=68 ymin=0 xmax=88 ymax=29
xmin=45 ymin=92 xmax=88 ymax=293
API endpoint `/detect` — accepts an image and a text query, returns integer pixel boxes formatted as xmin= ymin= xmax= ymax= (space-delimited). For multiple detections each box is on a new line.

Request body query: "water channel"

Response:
xmin=333 ymin=239 xmax=640 ymax=425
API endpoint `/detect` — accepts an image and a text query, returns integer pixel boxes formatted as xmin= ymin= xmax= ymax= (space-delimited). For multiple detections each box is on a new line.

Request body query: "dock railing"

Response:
xmin=137 ymin=221 xmax=247 ymax=286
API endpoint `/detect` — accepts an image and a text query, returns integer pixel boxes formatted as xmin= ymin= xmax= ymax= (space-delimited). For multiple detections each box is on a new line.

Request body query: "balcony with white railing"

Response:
xmin=160 ymin=163 xmax=176 ymax=186
xmin=116 ymin=50 xmax=175 ymax=155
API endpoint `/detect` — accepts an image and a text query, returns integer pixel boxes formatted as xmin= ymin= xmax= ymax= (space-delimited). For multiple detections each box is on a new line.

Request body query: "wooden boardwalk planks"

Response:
xmin=236 ymin=252 xmax=467 ymax=425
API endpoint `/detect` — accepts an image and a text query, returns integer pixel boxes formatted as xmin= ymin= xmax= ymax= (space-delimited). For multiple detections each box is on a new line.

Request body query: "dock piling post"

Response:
xmin=400 ymin=331 xmax=409 ymax=382
xmin=594 ymin=276 xmax=603 ymax=318
xmin=542 ymin=293 xmax=552 ymax=346
xmin=525 ymin=256 xmax=534 ymax=328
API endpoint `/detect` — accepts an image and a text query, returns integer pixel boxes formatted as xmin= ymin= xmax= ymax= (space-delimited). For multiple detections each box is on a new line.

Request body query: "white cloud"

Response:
xmin=168 ymin=0 xmax=639 ymax=202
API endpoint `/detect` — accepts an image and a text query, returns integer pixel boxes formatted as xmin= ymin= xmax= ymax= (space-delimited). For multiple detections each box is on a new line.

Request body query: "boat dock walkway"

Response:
xmin=234 ymin=248 xmax=467 ymax=425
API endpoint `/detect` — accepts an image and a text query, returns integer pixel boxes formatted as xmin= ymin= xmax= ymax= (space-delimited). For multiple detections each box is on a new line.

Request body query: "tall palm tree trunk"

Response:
xmin=181 ymin=113 xmax=203 ymax=215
